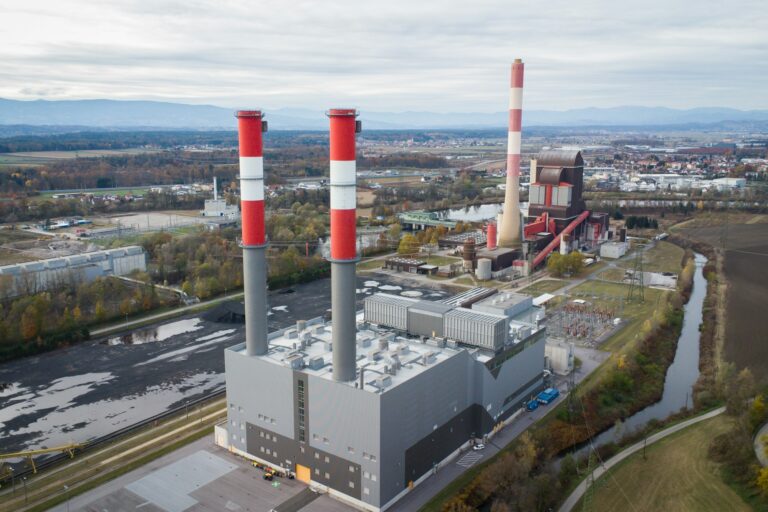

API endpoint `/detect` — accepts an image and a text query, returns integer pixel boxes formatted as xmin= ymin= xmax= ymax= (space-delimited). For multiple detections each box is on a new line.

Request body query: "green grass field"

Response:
xmin=0 ymin=148 xmax=160 ymax=168
xmin=423 ymin=255 xmax=461 ymax=266
xmin=579 ymin=415 xmax=750 ymax=512
xmin=618 ymin=241 xmax=685 ymax=274
xmin=357 ymin=258 xmax=384 ymax=271
xmin=519 ymin=279 xmax=566 ymax=296
xmin=36 ymin=186 xmax=152 ymax=199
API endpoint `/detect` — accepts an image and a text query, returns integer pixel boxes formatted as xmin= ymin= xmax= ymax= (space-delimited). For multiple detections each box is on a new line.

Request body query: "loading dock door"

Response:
xmin=296 ymin=464 xmax=311 ymax=484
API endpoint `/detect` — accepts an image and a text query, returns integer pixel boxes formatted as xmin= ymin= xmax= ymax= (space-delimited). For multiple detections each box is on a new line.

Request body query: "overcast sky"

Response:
xmin=1 ymin=0 xmax=766 ymax=112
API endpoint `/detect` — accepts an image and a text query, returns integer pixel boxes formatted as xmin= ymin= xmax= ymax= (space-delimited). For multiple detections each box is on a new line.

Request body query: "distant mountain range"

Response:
xmin=1 ymin=98 xmax=768 ymax=131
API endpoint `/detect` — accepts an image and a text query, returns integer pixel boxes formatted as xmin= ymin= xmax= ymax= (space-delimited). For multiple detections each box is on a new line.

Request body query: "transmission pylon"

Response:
xmin=626 ymin=245 xmax=645 ymax=303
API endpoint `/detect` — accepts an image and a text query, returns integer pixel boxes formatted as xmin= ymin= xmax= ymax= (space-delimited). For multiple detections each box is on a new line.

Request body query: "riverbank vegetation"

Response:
xmin=430 ymin=244 xmax=697 ymax=512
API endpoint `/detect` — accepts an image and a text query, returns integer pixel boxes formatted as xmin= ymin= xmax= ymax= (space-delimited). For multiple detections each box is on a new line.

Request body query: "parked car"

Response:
xmin=473 ymin=443 xmax=485 ymax=451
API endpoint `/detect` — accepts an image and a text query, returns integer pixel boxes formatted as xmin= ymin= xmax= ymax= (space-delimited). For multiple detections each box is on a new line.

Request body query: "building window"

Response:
xmin=297 ymin=379 xmax=306 ymax=442
xmin=349 ymin=481 xmax=355 ymax=489
xmin=325 ymin=472 xmax=330 ymax=479
xmin=364 ymin=471 xmax=370 ymax=479
xmin=240 ymin=423 xmax=245 ymax=430
xmin=260 ymin=447 xmax=265 ymax=453
xmin=231 ymin=420 xmax=236 ymax=427
xmin=347 ymin=446 xmax=355 ymax=454
xmin=370 ymin=455 xmax=376 ymax=462
xmin=324 ymin=456 xmax=330 ymax=463
xmin=266 ymin=448 xmax=271 ymax=455
xmin=271 ymin=418 xmax=275 ymax=425
xmin=300 ymin=446 xmax=305 ymax=453
xmin=273 ymin=451 xmax=277 ymax=458
xmin=241 ymin=437 xmax=245 ymax=443
xmin=258 ymin=413 xmax=263 ymax=420
xmin=323 ymin=437 xmax=329 ymax=444
xmin=315 ymin=453 xmax=320 ymax=460
xmin=349 ymin=465 xmax=354 ymax=473
xmin=230 ymin=403 xmax=234 ymax=410
xmin=364 ymin=487 xmax=370 ymax=496
xmin=371 ymin=474 xmax=377 ymax=482
xmin=313 ymin=434 xmax=319 ymax=441
xmin=238 ymin=406 xmax=243 ymax=413
xmin=273 ymin=435 xmax=277 ymax=442
xmin=315 ymin=468 xmax=320 ymax=475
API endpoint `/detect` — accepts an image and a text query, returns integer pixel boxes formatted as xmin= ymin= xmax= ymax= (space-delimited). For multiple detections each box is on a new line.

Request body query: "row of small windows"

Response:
xmin=259 ymin=431 xmax=278 ymax=442
xmin=258 ymin=413 xmax=276 ymax=425
xmin=363 ymin=471 xmax=378 ymax=482
xmin=230 ymin=433 xmax=245 ymax=444
xmin=259 ymin=446 xmax=278 ymax=458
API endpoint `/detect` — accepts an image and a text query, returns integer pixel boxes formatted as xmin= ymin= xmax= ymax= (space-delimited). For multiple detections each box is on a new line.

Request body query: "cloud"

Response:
xmin=0 ymin=0 xmax=766 ymax=111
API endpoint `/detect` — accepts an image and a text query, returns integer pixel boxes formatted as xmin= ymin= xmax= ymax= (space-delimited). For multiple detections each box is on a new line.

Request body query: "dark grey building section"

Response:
xmin=403 ymin=403 xmax=484 ymax=486
xmin=246 ymin=423 xmax=362 ymax=500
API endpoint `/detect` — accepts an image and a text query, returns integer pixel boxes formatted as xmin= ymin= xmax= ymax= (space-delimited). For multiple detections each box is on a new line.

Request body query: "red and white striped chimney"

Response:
xmin=236 ymin=110 xmax=268 ymax=356
xmin=497 ymin=59 xmax=524 ymax=248
xmin=327 ymin=108 xmax=359 ymax=382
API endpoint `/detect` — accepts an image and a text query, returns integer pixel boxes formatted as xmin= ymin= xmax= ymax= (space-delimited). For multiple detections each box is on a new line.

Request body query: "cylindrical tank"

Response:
xmin=487 ymin=223 xmax=497 ymax=250
xmin=476 ymin=258 xmax=492 ymax=280
xmin=463 ymin=239 xmax=476 ymax=270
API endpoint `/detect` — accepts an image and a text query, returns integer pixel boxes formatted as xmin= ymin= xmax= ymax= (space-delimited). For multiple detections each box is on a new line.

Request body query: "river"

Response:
xmin=579 ymin=252 xmax=708 ymax=450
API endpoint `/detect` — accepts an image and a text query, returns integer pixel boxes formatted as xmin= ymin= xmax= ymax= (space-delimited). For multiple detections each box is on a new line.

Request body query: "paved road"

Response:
xmin=754 ymin=421 xmax=768 ymax=467
xmin=558 ymin=406 xmax=726 ymax=512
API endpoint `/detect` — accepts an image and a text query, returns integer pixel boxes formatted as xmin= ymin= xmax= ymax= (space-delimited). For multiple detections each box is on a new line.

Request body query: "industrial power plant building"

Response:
xmin=0 ymin=246 xmax=147 ymax=298
xmin=219 ymin=106 xmax=548 ymax=511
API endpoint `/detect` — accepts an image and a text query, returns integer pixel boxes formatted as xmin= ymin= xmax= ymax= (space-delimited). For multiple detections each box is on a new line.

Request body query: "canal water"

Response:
xmin=579 ymin=252 xmax=708 ymax=450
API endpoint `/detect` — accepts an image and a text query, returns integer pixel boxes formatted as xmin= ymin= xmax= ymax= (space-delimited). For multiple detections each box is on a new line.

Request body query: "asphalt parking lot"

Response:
xmin=49 ymin=436 xmax=357 ymax=512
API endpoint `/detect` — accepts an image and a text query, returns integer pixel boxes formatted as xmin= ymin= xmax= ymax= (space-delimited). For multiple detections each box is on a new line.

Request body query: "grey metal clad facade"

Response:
xmin=472 ymin=292 xmax=533 ymax=319
xmin=406 ymin=301 xmax=453 ymax=338
xmin=478 ymin=331 xmax=546 ymax=420
xmin=363 ymin=294 xmax=416 ymax=331
xmin=379 ymin=349 xmax=474 ymax=505
xmin=223 ymin=321 xmax=546 ymax=509
xmin=307 ymin=374 xmax=382 ymax=505
xmin=224 ymin=346 xmax=296 ymax=450
xmin=444 ymin=308 xmax=507 ymax=351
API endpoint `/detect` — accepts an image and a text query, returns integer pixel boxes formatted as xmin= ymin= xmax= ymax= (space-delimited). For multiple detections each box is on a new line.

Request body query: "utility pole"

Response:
xmin=627 ymin=244 xmax=645 ymax=303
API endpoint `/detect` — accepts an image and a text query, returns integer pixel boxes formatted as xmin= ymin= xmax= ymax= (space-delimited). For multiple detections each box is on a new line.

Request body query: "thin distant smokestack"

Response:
xmin=487 ymin=223 xmax=497 ymax=250
xmin=236 ymin=110 xmax=268 ymax=356
xmin=327 ymin=108 xmax=360 ymax=382
xmin=498 ymin=59 xmax=524 ymax=248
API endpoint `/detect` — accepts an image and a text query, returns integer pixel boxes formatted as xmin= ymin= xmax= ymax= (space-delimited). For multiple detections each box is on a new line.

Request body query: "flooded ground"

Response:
xmin=0 ymin=275 xmax=450 ymax=454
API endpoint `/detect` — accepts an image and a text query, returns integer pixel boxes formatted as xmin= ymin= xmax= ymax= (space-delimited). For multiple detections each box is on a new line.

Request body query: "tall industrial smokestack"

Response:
xmin=236 ymin=110 xmax=268 ymax=356
xmin=327 ymin=108 xmax=360 ymax=382
xmin=497 ymin=59 xmax=524 ymax=248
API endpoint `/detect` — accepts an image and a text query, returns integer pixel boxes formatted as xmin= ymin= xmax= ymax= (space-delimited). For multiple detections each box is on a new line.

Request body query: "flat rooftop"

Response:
xmin=231 ymin=313 xmax=471 ymax=394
